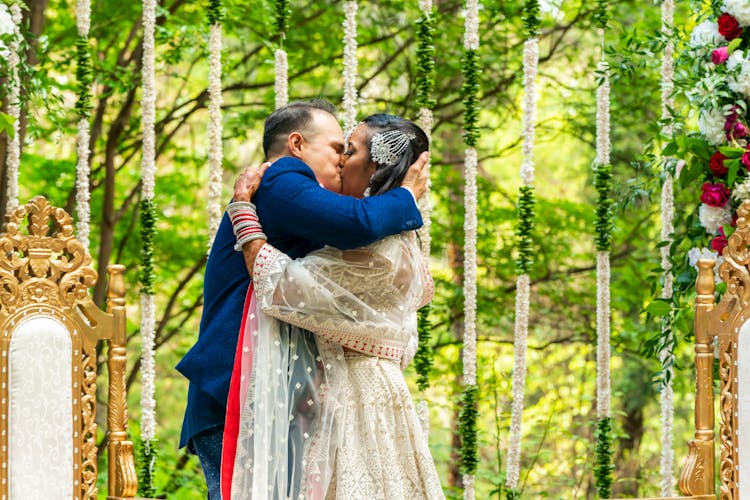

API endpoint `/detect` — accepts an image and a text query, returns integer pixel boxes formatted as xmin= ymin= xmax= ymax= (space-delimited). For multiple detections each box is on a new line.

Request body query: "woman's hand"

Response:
xmin=234 ymin=162 xmax=271 ymax=202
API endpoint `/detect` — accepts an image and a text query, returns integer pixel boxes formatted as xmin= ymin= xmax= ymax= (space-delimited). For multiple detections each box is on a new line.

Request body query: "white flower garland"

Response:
xmin=507 ymin=273 xmax=530 ymax=489
xmin=206 ymin=22 xmax=223 ymax=248
xmin=4 ymin=4 xmax=21 ymax=214
xmin=463 ymin=4 xmax=479 ymax=497
xmin=417 ymin=107 xmax=433 ymax=259
xmin=596 ymin=251 xmax=611 ymax=418
xmin=342 ymin=1 xmax=358 ymax=136
xmin=274 ymin=48 xmax=288 ymax=109
xmin=659 ymin=0 xmax=675 ymax=493
xmin=140 ymin=0 xmax=158 ymax=444
xmin=506 ymin=37 xmax=539 ymax=493
xmin=75 ymin=0 xmax=92 ymax=249
xmin=463 ymin=147 xmax=478 ymax=387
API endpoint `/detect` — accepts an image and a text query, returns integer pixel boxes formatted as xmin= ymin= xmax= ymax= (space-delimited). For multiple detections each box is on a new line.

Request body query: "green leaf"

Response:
xmin=719 ymin=146 xmax=746 ymax=158
xmin=727 ymin=158 xmax=741 ymax=187
xmin=645 ymin=299 xmax=672 ymax=316
xmin=728 ymin=38 xmax=742 ymax=53
xmin=0 ymin=112 xmax=15 ymax=139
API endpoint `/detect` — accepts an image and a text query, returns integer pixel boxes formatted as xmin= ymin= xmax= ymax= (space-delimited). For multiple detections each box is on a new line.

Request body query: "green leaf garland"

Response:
xmin=594 ymin=162 xmax=613 ymax=251
xmin=275 ymin=0 xmax=290 ymax=38
xmin=416 ymin=13 xmax=436 ymax=110
xmin=139 ymin=198 xmax=157 ymax=295
xmin=594 ymin=417 xmax=614 ymax=498
xmin=137 ymin=438 xmax=158 ymax=497
xmin=207 ymin=0 xmax=224 ymax=25
xmin=415 ymin=304 xmax=433 ymax=391
xmin=515 ymin=185 xmax=536 ymax=274
xmin=461 ymin=49 xmax=480 ymax=147
xmin=459 ymin=384 xmax=479 ymax=475
xmin=523 ymin=0 xmax=540 ymax=39
xmin=593 ymin=0 xmax=610 ymax=31
xmin=75 ymin=36 xmax=93 ymax=118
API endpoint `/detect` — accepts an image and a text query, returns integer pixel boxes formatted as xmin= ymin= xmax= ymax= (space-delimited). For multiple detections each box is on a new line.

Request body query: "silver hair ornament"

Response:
xmin=370 ymin=129 xmax=415 ymax=166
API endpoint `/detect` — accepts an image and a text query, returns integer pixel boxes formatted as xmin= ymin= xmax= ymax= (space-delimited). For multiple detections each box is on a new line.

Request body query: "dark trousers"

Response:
xmin=191 ymin=426 xmax=224 ymax=499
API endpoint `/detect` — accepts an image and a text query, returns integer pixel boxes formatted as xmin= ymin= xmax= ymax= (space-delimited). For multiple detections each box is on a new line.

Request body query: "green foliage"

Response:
xmin=523 ymin=0 xmax=540 ymax=38
xmin=594 ymin=162 xmax=613 ymax=251
xmin=207 ymin=0 xmax=224 ymax=25
xmin=75 ymin=37 xmax=93 ymax=117
xmin=415 ymin=14 xmax=436 ymax=110
xmin=459 ymin=384 xmax=479 ymax=475
xmin=505 ymin=487 xmax=520 ymax=500
xmin=137 ymin=438 xmax=158 ymax=497
xmin=593 ymin=0 xmax=610 ymax=30
xmin=274 ymin=0 xmax=290 ymax=38
xmin=0 ymin=112 xmax=15 ymax=138
xmin=515 ymin=185 xmax=535 ymax=274
xmin=462 ymin=49 xmax=480 ymax=147
xmin=415 ymin=304 xmax=434 ymax=391
xmin=594 ymin=417 xmax=614 ymax=498
xmin=139 ymin=199 xmax=158 ymax=295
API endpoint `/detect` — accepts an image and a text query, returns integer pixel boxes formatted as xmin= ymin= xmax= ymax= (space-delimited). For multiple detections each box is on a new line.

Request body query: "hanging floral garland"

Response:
xmin=206 ymin=0 xmax=224 ymax=248
xmin=592 ymin=0 xmax=614 ymax=496
xmin=138 ymin=0 xmax=159 ymax=494
xmin=75 ymin=0 xmax=93 ymax=249
xmin=459 ymin=1 xmax=479 ymax=498
xmin=658 ymin=0 xmax=676 ymax=494
xmin=414 ymin=0 xmax=435 ymax=439
xmin=505 ymin=1 xmax=538 ymax=498
xmin=4 ymin=3 xmax=21 ymax=214
xmin=274 ymin=0 xmax=289 ymax=109
xmin=342 ymin=1 xmax=358 ymax=135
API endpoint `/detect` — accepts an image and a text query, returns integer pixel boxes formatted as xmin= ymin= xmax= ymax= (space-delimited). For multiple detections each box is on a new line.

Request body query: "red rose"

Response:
xmin=712 ymin=230 xmax=728 ymax=254
xmin=733 ymin=214 xmax=739 ymax=227
xmin=710 ymin=151 xmax=729 ymax=176
xmin=701 ymin=182 xmax=731 ymax=207
xmin=719 ymin=13 xmax=743 ymax=40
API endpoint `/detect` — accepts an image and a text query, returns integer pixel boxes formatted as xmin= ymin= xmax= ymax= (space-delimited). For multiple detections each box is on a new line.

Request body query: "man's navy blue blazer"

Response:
xmin=176 ymin=156 xmax=423 ymax=448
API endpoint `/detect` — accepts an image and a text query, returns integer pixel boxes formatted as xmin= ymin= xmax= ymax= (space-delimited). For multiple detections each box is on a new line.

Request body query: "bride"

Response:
xmin=223 ymin=114 xmax=444 ymax=500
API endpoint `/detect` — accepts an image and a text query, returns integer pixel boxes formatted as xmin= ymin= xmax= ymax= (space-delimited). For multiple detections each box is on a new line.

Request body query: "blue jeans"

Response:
xmin=191 ymin=426 xmax=223 ymax=500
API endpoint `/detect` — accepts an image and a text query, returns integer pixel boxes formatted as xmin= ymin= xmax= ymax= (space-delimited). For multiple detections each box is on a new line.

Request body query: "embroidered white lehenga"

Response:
xmin=230 ymin=232 xmax=445 ymax=500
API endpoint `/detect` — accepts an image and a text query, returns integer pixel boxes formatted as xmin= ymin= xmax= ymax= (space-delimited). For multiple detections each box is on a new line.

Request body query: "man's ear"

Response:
xmin=288 ymin=132 xmax=304 ymax=158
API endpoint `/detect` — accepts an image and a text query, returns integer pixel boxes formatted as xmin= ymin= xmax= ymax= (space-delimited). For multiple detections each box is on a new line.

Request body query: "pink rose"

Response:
xmin=701 ymin=182 xmax=731 ymax=207
xmin=719 ymin=13 xmax=743 ymax=40
xmin=742 ymin=151 xmax=750 ymax=169
xmin=735 ymin=122 xmax=749 ymax=138
xmin=712 ymin=228 xmax=728 ymax=254
xmin=712 ymin=46 xmax=730 ymax=64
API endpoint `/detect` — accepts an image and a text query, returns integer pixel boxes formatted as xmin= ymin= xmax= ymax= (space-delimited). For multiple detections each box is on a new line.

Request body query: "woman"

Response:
xmin=224 ymin=114 xmax=444 ymax=499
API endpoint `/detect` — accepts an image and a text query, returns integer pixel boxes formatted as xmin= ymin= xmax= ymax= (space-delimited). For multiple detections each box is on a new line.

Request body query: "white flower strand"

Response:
xmin=207 ymin=22 xmax=224 ymax=248
xmin=75 ymin=0 xmax=92 ymax=249
xmin=417 ymin=108 xmax=433 ymax=258
xmin=463 ymin=474 xmax=475 ymax=500
xmin=140 ymin=0 xmax=157 ymax=443
xmin=418 ymin=0 xmax=433 ymax=13
xmin=274 ymin=49 xmax=288 ymax=109
xmin=417 ymin=399 xmax=430 ymax=444
xmin=4 ymin=4 xmax=22 ymax=214
xmin=521 ymin=39 xmax=539 ymax=185
xmin=463 ymin=147 xmax=478 ymax=387
xmin=506 ymin=35 xmax=539 ymax=494
xmin=596 ymin=251 xmax=611 ymax=418
xmin=659 ymin=0 xmax=675 ymax=493
xmin=507 ymin=273 xmax=530 ymax=490
xmin=596 ymin=61 xmax=611 ymax=167
xmin=342 ymin=1 xmax=358 ymax=135
xmin=463 ymin=0 xmax=478 ymax=51
xmin=140 ymin=293 xmax=157 ymax=440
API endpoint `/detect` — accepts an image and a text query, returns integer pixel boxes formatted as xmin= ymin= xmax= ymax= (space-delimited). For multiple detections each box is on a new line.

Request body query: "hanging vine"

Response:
xmin=206 ymin=0 xmax=224 ymax=247
xmin=593 ymin=0 xmax=614 ymax=496
xmin=506 ymin=1 xmax=539 ymax=498
xmin=342 ymin=1 xmax=358 ymax=135
xmin=274 ymin=0 xmax=289 ymax=109
xmin=4 ymin=3 xmax=21 ymax=214
xmin=138 ymin=0 xmax=159 ymax=494
xmin=75 ymin=1 xmax=93 ymax=249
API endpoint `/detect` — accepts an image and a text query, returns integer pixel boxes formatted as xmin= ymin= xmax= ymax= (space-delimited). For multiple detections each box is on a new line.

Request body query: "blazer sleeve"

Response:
xmin=258 ymin=159 xmax=423 ymax=250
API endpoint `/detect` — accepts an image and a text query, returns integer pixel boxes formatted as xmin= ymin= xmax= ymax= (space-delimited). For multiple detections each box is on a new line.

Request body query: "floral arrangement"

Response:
xmin=670 ymin=1 xmax=750 ymax=270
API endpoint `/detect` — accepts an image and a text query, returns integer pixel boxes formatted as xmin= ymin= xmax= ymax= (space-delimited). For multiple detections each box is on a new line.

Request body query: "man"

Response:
xmin=176 ymin=99 xmax=428 ymax=498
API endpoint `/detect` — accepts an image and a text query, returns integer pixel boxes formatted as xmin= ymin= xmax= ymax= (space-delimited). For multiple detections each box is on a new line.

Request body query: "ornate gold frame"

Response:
xmin=0 ymin=197 xmax=137 ymax=499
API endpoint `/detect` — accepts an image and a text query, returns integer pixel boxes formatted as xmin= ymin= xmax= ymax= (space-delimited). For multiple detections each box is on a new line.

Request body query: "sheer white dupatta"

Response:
xmin=231 ymin=233 xmax=432 ymax=499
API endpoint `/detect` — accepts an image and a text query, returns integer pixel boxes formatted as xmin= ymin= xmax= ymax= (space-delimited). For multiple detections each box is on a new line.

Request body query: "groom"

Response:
xmin=176 ymin=99 xmax=428 ymax=498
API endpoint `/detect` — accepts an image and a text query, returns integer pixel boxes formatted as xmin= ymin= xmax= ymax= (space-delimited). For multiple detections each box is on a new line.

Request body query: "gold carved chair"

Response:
xmin=625 ymin=200 xmax=750 ymax=500
xmin=0 ymin=196 xmax=138 ymax=499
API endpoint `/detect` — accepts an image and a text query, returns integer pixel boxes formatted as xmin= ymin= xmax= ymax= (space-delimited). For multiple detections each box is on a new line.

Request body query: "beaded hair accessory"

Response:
xmin=370 ymin=129 xmax=416 ymax=166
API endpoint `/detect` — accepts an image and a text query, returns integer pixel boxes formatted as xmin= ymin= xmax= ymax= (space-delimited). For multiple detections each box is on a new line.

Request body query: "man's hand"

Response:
xmin=234 ymin=162 xmax=271 ymax=202
xmin=399 ymin=151 xmax=430 ymax=200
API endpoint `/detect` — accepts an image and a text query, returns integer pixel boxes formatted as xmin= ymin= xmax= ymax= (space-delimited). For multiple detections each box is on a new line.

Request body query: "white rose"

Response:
xmin=688 ymin=247 xmax=719 ymax=268
xmin=0 ymin=4 xmax=13 ymax=37
xmin=728 ymin=54 xmax=750 ymax=98
xmin=699 ymin=203 xmax=732 ymax=234
xmin=733 ymin=178 xmax=750 ymax=202
xmin=698 ymin=107 xmax=728 ymax=145
xmin=690 ymin=20 xmax=724 ymax=48
xmin=723 ymin=0 xmax=750 ymax=27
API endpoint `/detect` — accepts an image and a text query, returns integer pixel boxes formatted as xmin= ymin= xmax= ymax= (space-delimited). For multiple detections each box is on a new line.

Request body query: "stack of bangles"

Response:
xmin=227 ymin=201 xmax=267 ymax=251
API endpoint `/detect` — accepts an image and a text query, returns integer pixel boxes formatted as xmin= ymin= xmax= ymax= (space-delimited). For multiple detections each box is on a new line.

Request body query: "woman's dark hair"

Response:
xmin=361 ymin=114 xmax=429 ymax=196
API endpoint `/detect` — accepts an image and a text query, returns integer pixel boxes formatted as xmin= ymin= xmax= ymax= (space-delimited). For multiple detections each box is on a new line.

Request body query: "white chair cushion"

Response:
xmin=8 ymin=315 xmax=73 ymax=499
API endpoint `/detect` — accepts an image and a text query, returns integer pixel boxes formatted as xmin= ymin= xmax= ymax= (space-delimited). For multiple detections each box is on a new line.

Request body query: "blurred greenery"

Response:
xmin=0 ymin=0 xmax=712 ymax=498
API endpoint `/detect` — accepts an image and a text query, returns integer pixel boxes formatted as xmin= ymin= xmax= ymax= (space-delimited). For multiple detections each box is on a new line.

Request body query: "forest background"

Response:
xmin=0 ymin=0 xmax=708 ymax=498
